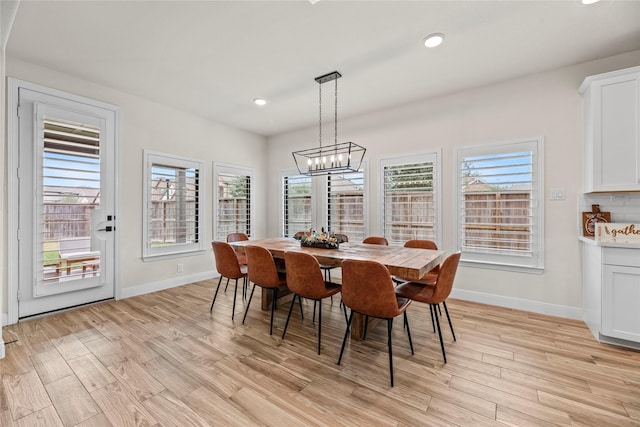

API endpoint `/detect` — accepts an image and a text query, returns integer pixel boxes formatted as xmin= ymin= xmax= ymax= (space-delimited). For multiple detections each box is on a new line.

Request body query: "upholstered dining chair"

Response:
xmin=211 ymin=241 xmax=248 ymax=320
xmin=363 ymin=236 xmax=389 ymax=245
xmin=242 ymin=245 xmax=288 ymax=335
xmin=338 ymin=259 xmax=414 ymax=387
xmin=395 ymin=251 xmax=461 ymax=363
xmin=226 ymin=232 xmax=249 ymax=295
xmin=282 ymin=251 xmax=345 ymax=354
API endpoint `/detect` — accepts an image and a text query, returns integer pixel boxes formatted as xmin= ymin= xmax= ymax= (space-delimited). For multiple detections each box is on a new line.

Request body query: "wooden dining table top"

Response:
xmin=229 ymin=237 xmax=444 ymax=281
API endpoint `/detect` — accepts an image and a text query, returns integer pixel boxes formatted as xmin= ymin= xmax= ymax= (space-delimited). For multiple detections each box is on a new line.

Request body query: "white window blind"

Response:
xmin=456 ymin=138 xmax=543 ymax=270
xmin=282 ymin=174 xmax=312 ymax=237
xmin=143 ymin=151 xmax=204 ymax=258
xmin=327 ymin=170 xmax=365 ymax=242
xmin=381 ymin=154 xmax=438 ymax=246
xmin=215 ymin=168 xmax=252 ymax=240
xmin=41 ymin=118 xmax=101 ymax=282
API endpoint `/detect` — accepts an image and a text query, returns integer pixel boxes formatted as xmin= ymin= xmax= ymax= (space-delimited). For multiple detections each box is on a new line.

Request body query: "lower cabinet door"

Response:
xmin=602 ymin=264 xmax=640 ymax=342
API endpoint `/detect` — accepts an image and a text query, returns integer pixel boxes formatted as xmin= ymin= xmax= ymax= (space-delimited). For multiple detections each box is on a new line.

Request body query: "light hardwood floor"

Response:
xmin=2 ymin=278 xmax=640 ymax=426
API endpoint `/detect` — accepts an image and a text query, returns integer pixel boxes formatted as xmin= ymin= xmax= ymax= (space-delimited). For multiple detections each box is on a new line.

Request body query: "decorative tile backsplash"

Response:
xmin=580 ymin=193 xmax=640 ymax=224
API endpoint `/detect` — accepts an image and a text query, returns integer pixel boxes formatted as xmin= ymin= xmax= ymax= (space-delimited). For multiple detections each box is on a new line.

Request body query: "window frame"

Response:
xmin=213 ymin=162 xmax=254 ymax=241
xmin=379 ymin=152 xmax=441 ymax=246
xmin=142 ymin=150 xmax=206 ymax=260
xmin=280 ymin=168 xmax=315 ymax=237
xmin=454 ymin=137 xmax=544 ymax=273
xmin=322 ymin=161 xmax=368 ymax=242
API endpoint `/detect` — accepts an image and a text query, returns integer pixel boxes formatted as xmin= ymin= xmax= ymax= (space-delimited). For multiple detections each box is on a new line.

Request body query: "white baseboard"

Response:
xmin=2 ymin=313 xmax=7 ymax=327
xmin=120 ymin=270 xmax=216 ymax=299
xmin=450 ymin=289 xmax=583 ymax=320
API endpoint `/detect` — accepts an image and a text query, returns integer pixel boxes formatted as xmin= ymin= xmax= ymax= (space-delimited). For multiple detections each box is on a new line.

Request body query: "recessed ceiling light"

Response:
xmin=581 ymin=0 xmax=600 ymax=4
xmin=423 ymin=33 xmax=445 ymax=48
xmin=253 ymin=98 xmax=267 ymax=106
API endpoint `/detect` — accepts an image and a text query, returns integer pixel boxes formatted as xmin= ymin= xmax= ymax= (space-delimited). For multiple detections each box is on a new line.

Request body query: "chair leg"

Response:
xmin=210 ymin=276 xmax=223 ymax=311
xmin=298 ymin=296 xmax=304 ymax=320
xmin=243 ymin=277 xmax=248 ymax=299
xmin=312 ymin=300 xmax=317 ymax=324
xmin=342 ymin=300 xmax=348 ymax=324
xmin=270 ymin=288 xmax=278 ymax=335
xmin=404 ymin=311 xmax=414 ymax=355
xmin=433 ymin=304 xmax=447 ymax=363
xmin=282 ymin=294 xmax=297 ymax=340
xmin=387 ymin=318 xmax=394 ymax=387
xmin=363 ymin=315 xmax=369 ymax=340
xmin=442 ymin=301 xmax=456 ymax=342
xmin=317 ymin=299 xmax=322 ymax=355
xmin=429 ymin=304 xmax=436 ymax=333
xmin=242 ymin=284 xmax=257 ymax=324
xmin=337 ymin=310 xmax=354 ymax=365
xmin=224 ymin=277 xmax=230 ymax=292
xmin=232 ymin=278 xmax=239 ymax=320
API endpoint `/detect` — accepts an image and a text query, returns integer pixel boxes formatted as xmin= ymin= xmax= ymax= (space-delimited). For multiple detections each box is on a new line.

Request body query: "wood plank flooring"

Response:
xmin=2 ymin=278 xmax=640 ymax=426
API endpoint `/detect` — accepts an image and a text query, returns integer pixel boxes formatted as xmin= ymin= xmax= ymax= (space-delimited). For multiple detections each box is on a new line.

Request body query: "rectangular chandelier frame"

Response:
xmin=292 ymin=141 xmax=366 ymax=176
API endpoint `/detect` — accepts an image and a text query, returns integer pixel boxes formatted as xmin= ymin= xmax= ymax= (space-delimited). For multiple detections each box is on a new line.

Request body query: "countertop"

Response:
xmin=579 ymin=235 xmax=640 ymax=248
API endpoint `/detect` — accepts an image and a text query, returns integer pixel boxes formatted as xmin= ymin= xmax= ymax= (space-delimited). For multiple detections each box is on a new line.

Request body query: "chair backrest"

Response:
xmin=212 ymin=241 xmax=244 ymax=279
xmin=341 ymin=259 xmax=402 ymax=319
xmin=430 ymin=252 xmax=461 ymax=304
xmin=334 ymin=233 xmax=349 ymax=243
xmin=226 ymin=232 xmax=249 ymax=243
xmin=284 ymin=251 xmax=327 ymax=300
xmin=245 ymin=245 xmax=281 ymax=288
xmin=363 ymin=236 xmax=388 ymax=245
xmin=404 ymin=239 xmax=440 ymax=275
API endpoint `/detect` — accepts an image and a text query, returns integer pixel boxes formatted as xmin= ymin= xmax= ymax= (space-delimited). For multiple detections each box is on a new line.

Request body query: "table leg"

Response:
xmin=350 ymin=312 xmax=381 ymax=341
xmin=260 ymin=286 xmax=292 ymax=311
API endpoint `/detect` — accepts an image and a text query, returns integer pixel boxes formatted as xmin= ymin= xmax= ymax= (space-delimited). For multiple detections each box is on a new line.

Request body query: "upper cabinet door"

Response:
xmin=581 ymin=67 xmax=640 ymax=193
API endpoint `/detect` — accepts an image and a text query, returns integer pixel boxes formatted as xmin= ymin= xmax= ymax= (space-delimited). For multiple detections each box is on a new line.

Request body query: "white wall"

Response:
xmin=266 ymin=50 xmax=640 ymax=319
xmin=2 ymin=58 xmax=267 ymax=315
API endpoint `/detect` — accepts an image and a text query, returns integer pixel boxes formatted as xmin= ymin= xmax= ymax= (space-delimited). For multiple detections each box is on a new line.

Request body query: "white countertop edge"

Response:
xmin=578 ymin=236 xmax=640 ymax=248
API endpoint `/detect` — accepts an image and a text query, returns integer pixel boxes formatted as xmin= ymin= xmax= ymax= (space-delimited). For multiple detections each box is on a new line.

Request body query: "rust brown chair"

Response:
xmin=242 ymin=245 xmax=288 ymax=335
xmin=226 ymin=232 xmax=249 ymax=265
xmin=211 ymin=241 xmax=248 ymax=320
xmin=363 ymin=236 xmax=389 ymax=245
xmin=319 ymin=233 xmax=349 ymax=285
xmin=338 ymin=259 xmax=414 ymax=387
xmin=395 ymin=252 xmax=461 ymax=363
xmin=282 ymin=251 xmax=345 ymax=354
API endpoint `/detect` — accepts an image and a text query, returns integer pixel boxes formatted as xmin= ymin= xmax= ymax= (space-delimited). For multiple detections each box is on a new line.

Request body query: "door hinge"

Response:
xmin=17 ymin=288 xmax=21 ymax=301
xmin=16 ymin=228 xmax=21 ymax=241
xmin=17 ymin=106 xmax=23 ymax=118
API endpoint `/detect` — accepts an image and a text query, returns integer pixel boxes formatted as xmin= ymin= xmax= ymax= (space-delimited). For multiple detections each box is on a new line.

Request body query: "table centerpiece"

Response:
xmin=294 ymin=228 xmax=345 ymax=249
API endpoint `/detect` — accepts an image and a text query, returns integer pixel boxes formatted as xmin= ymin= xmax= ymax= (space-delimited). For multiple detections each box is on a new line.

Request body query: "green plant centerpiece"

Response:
xmin=294 ymin=228 xmax=345 ymax=249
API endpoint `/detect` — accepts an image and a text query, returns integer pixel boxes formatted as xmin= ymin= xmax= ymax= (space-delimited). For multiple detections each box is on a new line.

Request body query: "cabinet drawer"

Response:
xmin=603 ymin=247 xmax=640 ymax=267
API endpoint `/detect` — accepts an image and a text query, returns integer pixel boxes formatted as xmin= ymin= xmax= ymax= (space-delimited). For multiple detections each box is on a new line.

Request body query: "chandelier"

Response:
xmin=292 ymin=71 xmax=366 ymax=176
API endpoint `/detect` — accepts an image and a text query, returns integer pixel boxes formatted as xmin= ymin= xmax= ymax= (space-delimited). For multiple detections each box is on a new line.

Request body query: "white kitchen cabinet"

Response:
xmin=580 ymin=66 xmax=640 ymax=192
xmin=581 ymin=240 xmax=640 ymax=349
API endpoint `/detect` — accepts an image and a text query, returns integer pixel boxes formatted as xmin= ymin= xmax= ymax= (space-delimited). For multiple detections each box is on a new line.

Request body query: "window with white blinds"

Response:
xmin=214 ymin=164 xmax=253 ymax=240
xmin=282 ymin=174 xmax=312 ymax=237
xmin=143 ymin=151 xmax=205 ymax=258
xmin=41 ymin=118 xmax=101 ymax=282
xmin=327 ymin=170 xmax=365 ymax=242
xmin=381 ymin=154 xmax=439 ymax=246
xmin=456 ymin=138 xmax=544 ymax=271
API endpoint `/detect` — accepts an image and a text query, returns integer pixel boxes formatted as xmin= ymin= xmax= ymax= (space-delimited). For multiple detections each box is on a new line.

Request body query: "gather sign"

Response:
xmin=595 ymin=223 xmax=640 ymax=243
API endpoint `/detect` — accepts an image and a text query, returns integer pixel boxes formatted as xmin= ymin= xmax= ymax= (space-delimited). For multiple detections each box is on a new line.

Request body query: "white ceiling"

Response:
xmin=7 ymin=0 xmax=640 ymax=137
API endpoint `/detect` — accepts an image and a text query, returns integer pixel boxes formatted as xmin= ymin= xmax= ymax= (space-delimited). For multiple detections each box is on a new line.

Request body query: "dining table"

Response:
xmin=229 ymin=237 xmax=444 ymax=340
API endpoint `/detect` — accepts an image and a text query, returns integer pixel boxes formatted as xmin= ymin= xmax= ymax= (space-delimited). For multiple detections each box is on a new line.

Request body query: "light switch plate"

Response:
xmin=550 ymin=188 xmax=566 ymax=200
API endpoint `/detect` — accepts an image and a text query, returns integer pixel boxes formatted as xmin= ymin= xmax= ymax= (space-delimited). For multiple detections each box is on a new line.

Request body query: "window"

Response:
xmin=327 ymin=169 xmax=366 ymax=242
xmin=456 ymin=138 xmax=544 ymax=271
xmin=381 ymin=153 xmax=439 ymax=245
xmin=214 ymin=163 xmax=253 ymax=241
xmin=282 ymin=172 xmax=313 ymax=237
xmin=143 ymin=151 xmax=205 ymax=259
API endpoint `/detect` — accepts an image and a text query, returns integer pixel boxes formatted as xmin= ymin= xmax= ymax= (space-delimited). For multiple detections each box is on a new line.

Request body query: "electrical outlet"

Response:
xmin=177 ymin=263 xmax=184 ymax=273
xmin=550 ymin=188 xmax=566 ymax=200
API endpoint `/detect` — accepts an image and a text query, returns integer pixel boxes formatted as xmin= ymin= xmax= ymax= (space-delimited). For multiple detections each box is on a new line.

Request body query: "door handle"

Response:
xmin=98 ymin=226 xmax=114 ymax=232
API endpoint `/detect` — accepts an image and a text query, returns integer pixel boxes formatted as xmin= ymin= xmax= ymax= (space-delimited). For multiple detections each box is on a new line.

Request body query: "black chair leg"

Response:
xmin=429 ymin=304 xmax=436 ymax=333
xmin=363 ymin=315 xmax=369 ymax=340
xmin=312 ymin=300 xmax=317 ymax=324
xmin=442 ymin=301 xmax=456 ymax=341
xmin=242 ymin=284 xmax=257 ymax=324
xmin=269 ymin=288 xmax=278 ymax=335
xmin=317 ymin=299 xmax=322 ymax=355
xmin=342 ymin=301 xmax=348 ymax=324
xmin=210 ymin=276 xmax=223 ymax=311
xmin=433 ymin=304 xmax=447 ymax=363
xmin=404 ymin=311 xmax=414 ymax=355
xmin=232 ymin=278 xmax=239 ymax=320
xmin=337 ymin=310 xmax=354 ymax=365
xmin=282 ymin=294 xmax=297 ymax=339
xmin=387 ymin=318 xmax=394 ymax=387
xmin=224 ymin=277 xmax=230 ymax=292
xmin=298 ymin=296 xmax=304 ymax=320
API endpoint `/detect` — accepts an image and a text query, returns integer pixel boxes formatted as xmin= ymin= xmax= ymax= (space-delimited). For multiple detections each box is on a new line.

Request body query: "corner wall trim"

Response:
xmin=450 ymin=289 xmax=583 ymax=320
xmin=120 ymin=271 xmax=217 ymax=300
